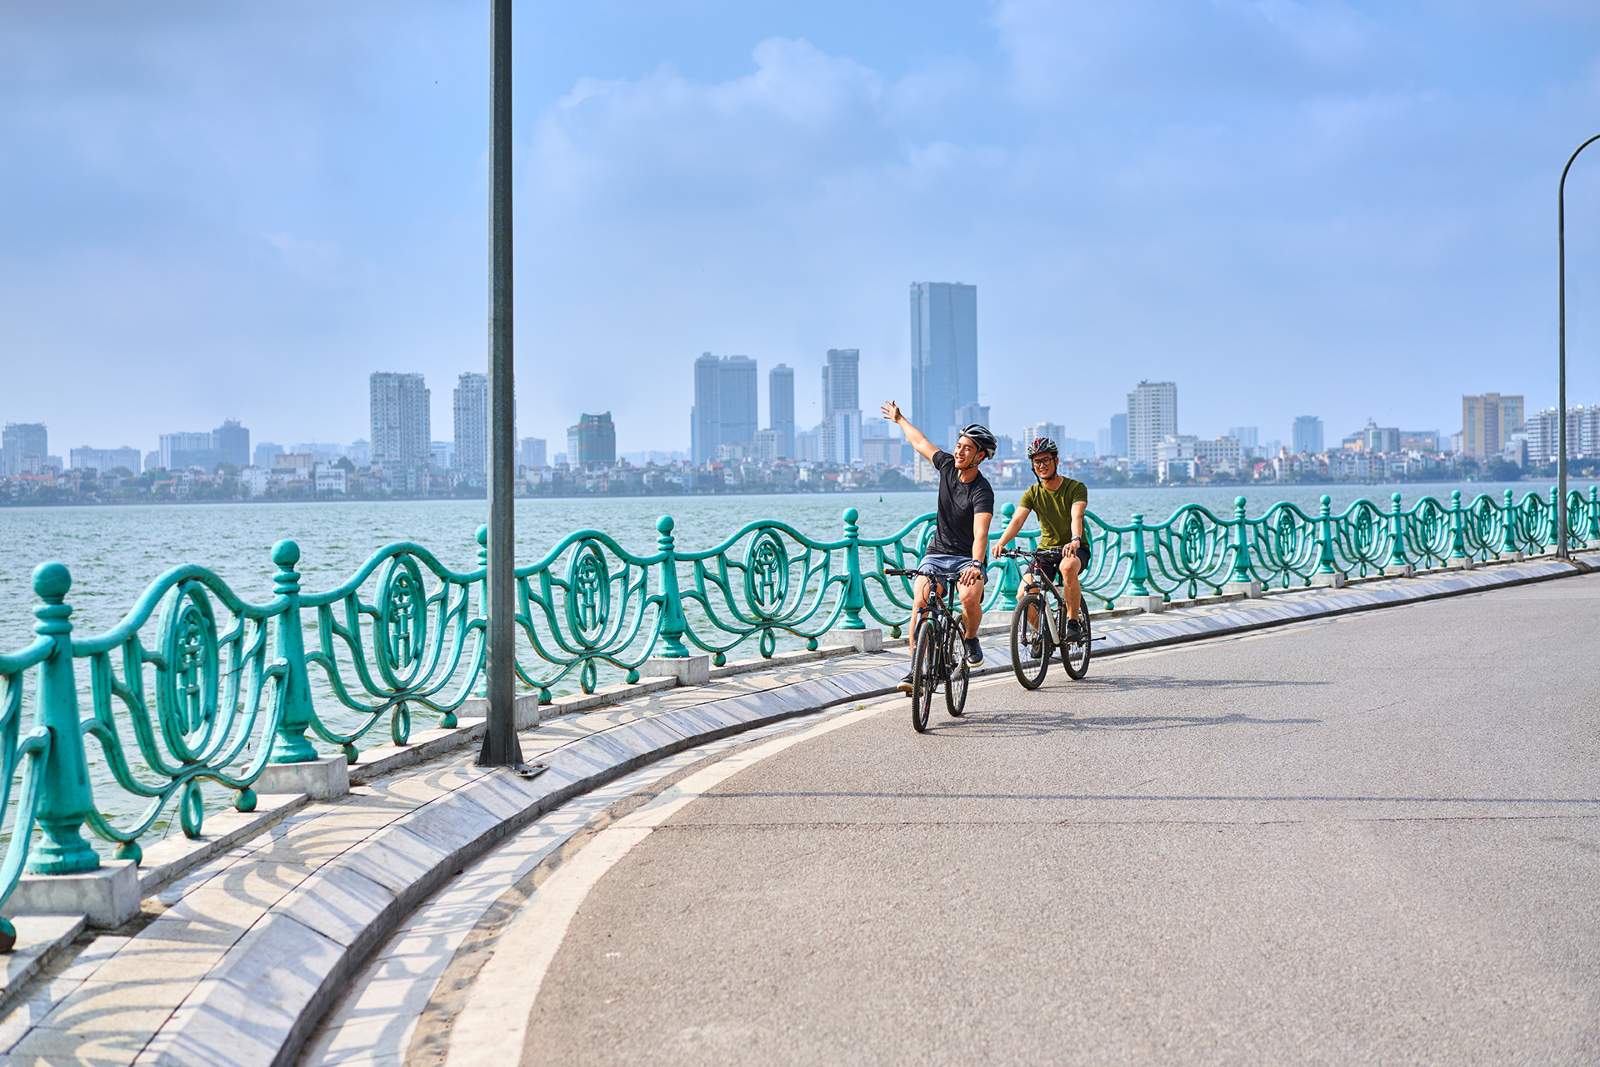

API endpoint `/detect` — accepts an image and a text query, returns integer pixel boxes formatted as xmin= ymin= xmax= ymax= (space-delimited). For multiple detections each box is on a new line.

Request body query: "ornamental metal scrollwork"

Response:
xmin=377 ymin=554 xmax=427 ymax=678
xmin=742 ymin=530 xmax=790 ymax=619
xmin=564 ymin=540 xmax=612 ymax=645
xmin=1520 ymin=495 xmax=1547 ymax=545
xmin=156 ymin=581 xmax=219 ymax=739
xmin=1351 ymin=506 xmax=1375 ymax=554
xmin=1474 ymin=498 xmax=1497 ymax=542
xmin=1418 ymin=504 xmax=1440 ymax=545
xmin=1272 ymin=506 xmax=1298 ymax=557
xmin=1179 ymin=512 xmax=1208 ymax=567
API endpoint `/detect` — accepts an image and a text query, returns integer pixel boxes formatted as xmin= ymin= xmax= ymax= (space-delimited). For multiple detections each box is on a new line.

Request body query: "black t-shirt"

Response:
xmin=928 ymin=450 xmax=995 ymax=558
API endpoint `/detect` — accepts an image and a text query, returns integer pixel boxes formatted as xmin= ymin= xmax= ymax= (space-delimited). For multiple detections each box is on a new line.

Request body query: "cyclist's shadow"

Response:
xmin=928 ymin=674 xmax=1325 ymax=737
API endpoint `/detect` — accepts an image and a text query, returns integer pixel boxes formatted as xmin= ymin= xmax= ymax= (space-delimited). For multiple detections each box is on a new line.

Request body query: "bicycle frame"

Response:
xmin=1018 ymin=558 xmax=1068 ymax=645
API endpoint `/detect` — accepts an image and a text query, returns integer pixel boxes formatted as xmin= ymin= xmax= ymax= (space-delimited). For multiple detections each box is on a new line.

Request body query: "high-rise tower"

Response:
xmin=769 ymin=364 xmax=795 ymax=459
xmin=370 ymin=372 xmax=432 ymax=473
xmin=821 ymin=348 xmax=862 ymax=465
xmin=453 ymin=372 xmax=489 ymax=485
xmin=909 ymin=282 xmax=978 ymax=446
xmin=690 ymin=354 xmax=759 ymax=463
xmin=1126 ymin=381 xmax=1178 ymax=470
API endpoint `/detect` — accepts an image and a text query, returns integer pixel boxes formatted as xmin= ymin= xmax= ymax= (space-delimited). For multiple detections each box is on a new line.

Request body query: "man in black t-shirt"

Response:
xmin=879 ymin=400 xmax=996 ymax=692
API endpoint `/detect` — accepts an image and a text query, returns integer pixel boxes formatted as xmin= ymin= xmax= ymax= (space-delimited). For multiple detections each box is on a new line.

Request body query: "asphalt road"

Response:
xmin=522 ymin=574 xmax=1600 ymax=1064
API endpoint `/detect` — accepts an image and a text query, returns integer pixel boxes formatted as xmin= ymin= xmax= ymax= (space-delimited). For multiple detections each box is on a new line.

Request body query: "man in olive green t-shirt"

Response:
xmin=991 ymin=436 xmax=1090 ymax=638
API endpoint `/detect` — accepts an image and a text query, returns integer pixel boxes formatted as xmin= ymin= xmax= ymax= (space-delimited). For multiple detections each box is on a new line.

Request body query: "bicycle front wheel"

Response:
xmin=1010 ymin=594 xmax=1049 ymax=690
xmin=1062 ymin=595 xmax=1092 ymax=680
xmin=911 ymin=623 xmax=939 ymax=733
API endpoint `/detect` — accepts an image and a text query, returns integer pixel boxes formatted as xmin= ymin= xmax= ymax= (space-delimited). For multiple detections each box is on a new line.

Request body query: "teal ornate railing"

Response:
xmin=0 ymin=483 xmax=1595 ymax=949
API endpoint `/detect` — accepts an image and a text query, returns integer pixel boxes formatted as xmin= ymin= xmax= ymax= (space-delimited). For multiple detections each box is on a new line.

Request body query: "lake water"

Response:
xmin=0 ymin=481 xmax=1553 ymax=649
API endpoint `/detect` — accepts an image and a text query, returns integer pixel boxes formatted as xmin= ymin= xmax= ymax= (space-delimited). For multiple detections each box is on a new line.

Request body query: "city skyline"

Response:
xmin=7 ymin=374 xmax=1590 ymax=478
xmin=5 ymin=6 xmax=1600 ymax=456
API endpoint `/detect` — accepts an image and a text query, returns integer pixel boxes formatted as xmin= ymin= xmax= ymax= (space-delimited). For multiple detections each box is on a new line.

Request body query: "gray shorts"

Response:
xmin=916 ymin=553 xmax=984 ymax=586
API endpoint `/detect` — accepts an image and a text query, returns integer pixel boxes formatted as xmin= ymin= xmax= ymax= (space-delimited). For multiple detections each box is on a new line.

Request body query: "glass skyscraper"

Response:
xmin=690 ymin=353 xmax=759 ymax=464
xmin=822 ymin=348 xmax=862 ymax=464
xmin=769 ymin=364 xmax=795 ymax=460
xmin=909 ymin=282 xmax=978 ymax=446
xmin=1292 ymin=415 xmax=1325 ymax=456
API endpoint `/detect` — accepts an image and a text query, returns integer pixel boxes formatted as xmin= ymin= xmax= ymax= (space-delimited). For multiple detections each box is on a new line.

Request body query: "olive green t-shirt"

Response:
xmin=1019 ymin=477 xmax=1088 ymax=549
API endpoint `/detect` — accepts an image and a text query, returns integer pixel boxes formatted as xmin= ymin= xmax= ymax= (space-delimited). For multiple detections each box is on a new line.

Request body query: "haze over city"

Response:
xmin=5 ymin=1 xmax=1600 ymax=453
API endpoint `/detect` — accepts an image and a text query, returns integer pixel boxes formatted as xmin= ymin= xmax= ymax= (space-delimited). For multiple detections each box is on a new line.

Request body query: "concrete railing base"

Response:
xmin=642 ymin=654 xmax=712 ymax=686
xmin=1446 ymin=557 xmax=1475 ymax=570
xmin=1310 ymin=572 xmax=1346 ymax=588
xmin=258 ymin=755 xmax=350 ymax=800
xmin=1224 ymin=579 xmax=1263 ymax=598
xmin=838 ymin=627 xmax=884 ymax=653
xmin=1383 ymin=563 xmax=1416 ymax=578
xmin=4 ymin=860 xmax=140 ymax=929
xmin=1127 ymin=594 xmax=1167 ymax=614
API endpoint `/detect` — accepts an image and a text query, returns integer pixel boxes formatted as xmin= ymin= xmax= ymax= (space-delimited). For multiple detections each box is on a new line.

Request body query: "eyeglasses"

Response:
xmin=1031 ymin=457 xmax=1056 ymax=466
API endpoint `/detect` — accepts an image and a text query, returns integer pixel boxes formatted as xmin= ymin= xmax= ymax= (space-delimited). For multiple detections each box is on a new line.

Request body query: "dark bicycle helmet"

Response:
xmin=1026 ymin=436 xmax=1059 ymax=459
xmin=959 ymin=423 xmax=997 ymax=458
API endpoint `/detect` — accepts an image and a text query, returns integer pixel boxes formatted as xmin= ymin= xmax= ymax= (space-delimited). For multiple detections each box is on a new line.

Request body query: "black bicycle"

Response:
xmin=998 ymin=548 xmax=1092 ymax=689
xmin=885 ymin=566 xmax=970 ymax=732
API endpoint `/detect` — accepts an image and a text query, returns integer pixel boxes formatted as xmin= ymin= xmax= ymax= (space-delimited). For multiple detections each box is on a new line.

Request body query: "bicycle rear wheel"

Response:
xmin=1062 ymin=595 xmax=1092 ymax=680
xmin=1010 ymin=593 xmax=1049 ymax=690
xmin=944 ymin=624 xmax=969 ymax=717
xmin=911 ymin=623 xmax=938 ymax=733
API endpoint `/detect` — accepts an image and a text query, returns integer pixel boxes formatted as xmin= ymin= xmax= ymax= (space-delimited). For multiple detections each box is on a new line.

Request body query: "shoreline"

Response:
xmin=0 ymin=477 xmax=1575 ymax=512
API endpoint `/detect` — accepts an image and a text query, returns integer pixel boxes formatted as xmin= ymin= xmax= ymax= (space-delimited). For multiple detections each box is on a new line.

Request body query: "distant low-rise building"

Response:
xmin=159 ymin=431 xmax=217 ymax=471
xmin=1157 ymin=434 xmax=1198 ymax=483
xmin=1194 ymin=435 xmax=1243 ymax=476
xmin=69 ymin=446 xmax=142 ymax=474
xmin=314 ymin=465 xmax=348 ymax=495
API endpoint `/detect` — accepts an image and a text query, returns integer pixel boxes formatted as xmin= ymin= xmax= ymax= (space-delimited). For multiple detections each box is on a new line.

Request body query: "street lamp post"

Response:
xmin=479 ymin=0 xmax=524 ymax=767
xmin=1556 ymin=132 xmax=1600 ymax=561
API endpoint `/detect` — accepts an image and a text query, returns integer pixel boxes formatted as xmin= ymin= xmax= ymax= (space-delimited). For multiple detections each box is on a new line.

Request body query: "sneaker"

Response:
xmin=897 ymin=671 xmax=915 ymax=695
xmin=1065 ymin=618 xmax=1084 ymax=642
xmin=964 ymin=638 xmax=984 ymax=666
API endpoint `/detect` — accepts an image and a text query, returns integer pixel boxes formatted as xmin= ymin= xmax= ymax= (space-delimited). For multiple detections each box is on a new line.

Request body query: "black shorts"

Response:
xmin=1032 ymin=545 xmax=1090 ymax=576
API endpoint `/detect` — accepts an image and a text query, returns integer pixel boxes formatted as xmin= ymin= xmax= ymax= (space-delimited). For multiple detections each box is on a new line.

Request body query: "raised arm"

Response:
xmin=879 ymin=400 xmax=939 ymax=462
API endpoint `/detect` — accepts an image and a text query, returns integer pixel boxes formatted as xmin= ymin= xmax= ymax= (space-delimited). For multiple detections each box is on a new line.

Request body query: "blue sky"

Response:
xmin=4 ymin=1 xmax=1600 ymax=455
